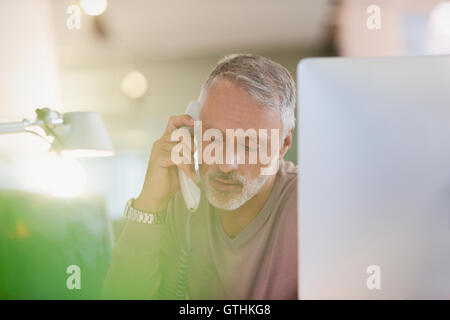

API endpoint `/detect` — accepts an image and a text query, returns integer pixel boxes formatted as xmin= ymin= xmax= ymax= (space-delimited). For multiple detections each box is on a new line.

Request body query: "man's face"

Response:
xmin=199 ymin=78 xmax=283 ymax=210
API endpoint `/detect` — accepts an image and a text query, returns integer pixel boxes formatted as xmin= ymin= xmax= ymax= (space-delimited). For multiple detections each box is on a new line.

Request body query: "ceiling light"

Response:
xmin=121 ymin=71 xmax=148 ymax=99
xmin=80 ymin=0 xmax=108 ymax=16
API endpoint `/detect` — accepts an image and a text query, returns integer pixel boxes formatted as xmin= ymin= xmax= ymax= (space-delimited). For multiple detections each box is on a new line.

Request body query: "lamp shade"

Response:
xmin=52 ymin=112 xmax=114 ymax=157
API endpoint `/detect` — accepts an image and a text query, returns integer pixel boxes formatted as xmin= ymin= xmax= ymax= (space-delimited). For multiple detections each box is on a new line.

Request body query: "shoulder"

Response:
xmin=274 ymin=160 xmax=298 ymax=222
xmin=278 ymin=160 xmax=298 ymax=196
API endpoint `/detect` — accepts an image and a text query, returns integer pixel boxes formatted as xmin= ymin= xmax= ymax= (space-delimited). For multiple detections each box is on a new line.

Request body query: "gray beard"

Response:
xmin=200 ymin=170 xmax=270 ymax=211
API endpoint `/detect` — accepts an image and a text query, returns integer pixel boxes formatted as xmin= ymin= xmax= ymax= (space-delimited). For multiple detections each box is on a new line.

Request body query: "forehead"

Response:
xmin=200 ymin=79 xmax=282 ymax=132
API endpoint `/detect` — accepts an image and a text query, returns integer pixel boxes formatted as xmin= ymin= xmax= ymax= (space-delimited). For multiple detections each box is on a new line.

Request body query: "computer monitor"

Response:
xmin=297 ymin=55 xmax=450 ymax=299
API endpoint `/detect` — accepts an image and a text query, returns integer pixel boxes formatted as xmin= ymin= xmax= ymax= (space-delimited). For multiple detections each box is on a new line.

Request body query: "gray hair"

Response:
xmin=198 ymin=53 xmax=296 ymax=137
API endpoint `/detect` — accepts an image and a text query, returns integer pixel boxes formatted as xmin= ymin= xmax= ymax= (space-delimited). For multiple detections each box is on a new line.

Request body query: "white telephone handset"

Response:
xmin=178 ymin=101 xmax=201 ymax=212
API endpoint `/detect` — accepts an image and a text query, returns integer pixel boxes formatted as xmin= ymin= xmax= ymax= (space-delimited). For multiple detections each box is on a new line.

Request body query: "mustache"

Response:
xmin=206 ymin=171 xmax=246 ymax=185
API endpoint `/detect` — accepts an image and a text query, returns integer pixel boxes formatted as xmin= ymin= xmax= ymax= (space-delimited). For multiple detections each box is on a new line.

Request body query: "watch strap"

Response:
xmin=123 ymin=198 xmax=167 ymax=224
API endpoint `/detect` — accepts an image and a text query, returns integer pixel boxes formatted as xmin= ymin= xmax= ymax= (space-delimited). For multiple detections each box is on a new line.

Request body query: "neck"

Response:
xmin=218 ymin=173 xmax=277 ymax=238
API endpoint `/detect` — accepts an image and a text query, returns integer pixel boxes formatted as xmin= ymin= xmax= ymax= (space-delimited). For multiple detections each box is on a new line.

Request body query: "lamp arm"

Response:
xmin=0 ymin=108 xmax=64 ymax=135
xmin=0 ymin=119 xmax=31 ymax=134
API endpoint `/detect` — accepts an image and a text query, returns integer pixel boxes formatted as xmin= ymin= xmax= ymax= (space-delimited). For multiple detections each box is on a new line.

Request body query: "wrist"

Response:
xmin=124 ymin=198 xmax=167 ymax=225
xmin=133 ymin=194 xmax=168 ymax=213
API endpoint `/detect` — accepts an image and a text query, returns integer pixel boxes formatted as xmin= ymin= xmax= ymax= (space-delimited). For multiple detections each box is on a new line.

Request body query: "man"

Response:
xmin=103 ymin=54 xmax=298 ymax=299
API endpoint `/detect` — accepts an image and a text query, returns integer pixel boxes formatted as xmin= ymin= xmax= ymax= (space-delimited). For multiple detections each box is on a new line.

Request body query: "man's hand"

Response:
xmin=133 ymin=114 xmax=196 ymax=212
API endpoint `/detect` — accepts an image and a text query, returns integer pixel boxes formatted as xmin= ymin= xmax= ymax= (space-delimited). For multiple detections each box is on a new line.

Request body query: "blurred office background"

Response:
xmin=0 ymin=0 xmax=449 ymax=298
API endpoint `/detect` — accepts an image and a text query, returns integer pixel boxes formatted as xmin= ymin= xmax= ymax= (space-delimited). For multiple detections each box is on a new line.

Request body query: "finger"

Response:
xmin=163 ymin=114 xmax=194 ymax=136
xmin=157 ymin=147 xmax=194 ymax=172
xmin=170 ymin=145 xmax=195 ymax=169
xmin=158 ymin=151 xmax=195 ymax=180
xmin=157 ymin=140 xmax=179 ymax=153
xmin=158 ymin=139 xmax=195 ymax=155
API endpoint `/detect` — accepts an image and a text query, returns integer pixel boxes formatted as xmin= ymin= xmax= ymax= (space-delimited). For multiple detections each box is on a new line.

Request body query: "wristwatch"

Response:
xmin=123 ymin=198 xmax=167 ymax=224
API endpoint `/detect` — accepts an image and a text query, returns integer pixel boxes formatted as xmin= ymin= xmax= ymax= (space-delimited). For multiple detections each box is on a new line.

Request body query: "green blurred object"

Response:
xmin=0 ymin=190 xmax=113 ymax=299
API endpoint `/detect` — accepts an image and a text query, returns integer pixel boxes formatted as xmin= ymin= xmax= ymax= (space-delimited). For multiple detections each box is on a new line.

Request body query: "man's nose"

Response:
xmin=218 ymin=162 xmax=238 ymax=173
xmin=218 ymin=152 xmax=239 ymax=173
xmin=219 ymin=146 xmax=244 ymax=173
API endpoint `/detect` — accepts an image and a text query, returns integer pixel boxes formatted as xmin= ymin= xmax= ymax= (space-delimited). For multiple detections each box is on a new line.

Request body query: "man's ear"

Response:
xmin=279 ymin=128 xmax=294 ymax=159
